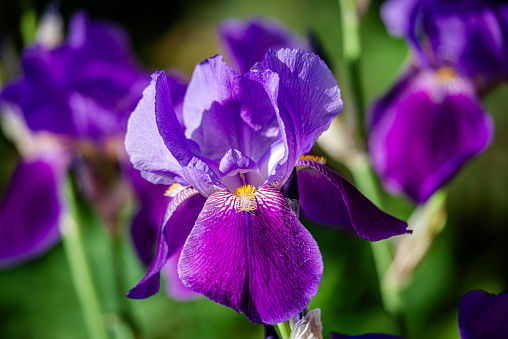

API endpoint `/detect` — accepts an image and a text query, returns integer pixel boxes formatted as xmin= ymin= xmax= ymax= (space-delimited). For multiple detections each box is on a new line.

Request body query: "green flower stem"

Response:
xmin=61 ymin=178 xmax=109 ymax=339
xmin=338 ymin=0 xmax=366 ymax=138
xmin=275 ymin=321 xmax=291 ymax=339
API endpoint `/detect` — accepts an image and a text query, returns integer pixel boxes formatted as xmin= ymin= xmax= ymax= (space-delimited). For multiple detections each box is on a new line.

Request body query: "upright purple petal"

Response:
xmin=0 ymin=158 xmax=64 ymax=268
xmin=254 ymin=48 xmax=343 ymax=187
xmin=368 ymin=68 xmax=493 ymax=203
xmin=125 ymin=72 xmax=184 ymax=186
xmin=183 ymin=55 xmax=280 ymax=165
xmin=296 ymin=159 xmax=409 ymax=241
xmin=178 ymin=185 xmax=323 ymax=324
xmin=127 ymin=187 xmax=206 ymax=299
xmin=218 ymin=17 xmax=309 ymax=74
xmin=154 ymin=70 xmax=225 ymax=196
xmin=459 ymin=290 xmax=508 ymax=339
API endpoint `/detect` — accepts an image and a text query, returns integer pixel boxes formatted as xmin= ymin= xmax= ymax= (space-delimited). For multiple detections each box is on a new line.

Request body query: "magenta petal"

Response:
xmin=296 ymin=160 xmax=409 ymax=241
xmin=178 ymin=185 xmax=323 ymax=324
xmin=127 ymin=188 xmax=205 ymax=299
xmin=0 ymin=159 xmax=63 ymax=268
xmin=459 ymin=290 xmax=508 ymax=339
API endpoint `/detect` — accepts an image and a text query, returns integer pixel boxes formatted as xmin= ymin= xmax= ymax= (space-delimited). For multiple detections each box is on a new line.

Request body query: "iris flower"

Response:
xmin=0 ymin=11 xmax=149 ymax=267
xmin=125 ymin=49 xmax=408 ymax=324
xmin=381 ymin=0 xmax=508 ymax=86
xmin=368 ymin=67 xmax=493 ymax=203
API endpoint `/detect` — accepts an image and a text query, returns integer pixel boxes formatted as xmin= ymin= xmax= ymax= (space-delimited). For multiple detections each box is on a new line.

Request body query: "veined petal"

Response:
xmin=296 ymin=160 xmax=409 ymax=241
xmin=178 ymin=185 xmax=323 ymax=324
xmin=459 ymin=290 xmax=508 ymax=339
xmin=127 ymin=187 xmax=205 ymax=299
xmin=125 ymin=72 xmax=183 ymax=185
xmin=183 ymin=55 xmax=280 ymax=164
xmin=255 ymin=48 xmax=343 ymax=187
xmin=155 ymin=70 xmax=225 ymax=196
xmin=0 ymin=158 xmax=64 ymax=268
xmin=218 ymin=17 xmax=309 ymax=74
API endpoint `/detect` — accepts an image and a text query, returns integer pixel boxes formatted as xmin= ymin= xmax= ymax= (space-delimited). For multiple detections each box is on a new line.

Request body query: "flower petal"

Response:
xmin=459 ymin=290 xmax=508 ymax=339
xmin=296 ymin=160 xmax=409 ymax=241
xmin=368 ymin=69 xmax=493 ymax=203
xmin=161 ymin=246 xmax=200 ymax=301
xmin=128 ymin=166 xmax=170 ymax=266
xmin=0 ymin=158 xmax=63 ymax=268
xmin=127 ymin=187 xmax=205 ymax=299
xmin=183 ymin=55 xmax=280 ymax=165
xmin=255 ymin=48 xmax=343 ymax=187
xmin=154 ymin=70 xmax=225 ymax=196
xmin=218 ymin=17 xmax=309 ymax=74
xmin=178 ymin=185 xmax=323 ymax=324
xmin=125 ymin=72 xmax=184 ymax=185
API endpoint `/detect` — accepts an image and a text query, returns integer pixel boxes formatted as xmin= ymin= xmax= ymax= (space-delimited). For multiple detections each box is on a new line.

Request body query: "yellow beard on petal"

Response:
xmin=298 ymin=154 xmax=326 ymax=164
xmin=235 ymin=185 xmax=257 ymax=212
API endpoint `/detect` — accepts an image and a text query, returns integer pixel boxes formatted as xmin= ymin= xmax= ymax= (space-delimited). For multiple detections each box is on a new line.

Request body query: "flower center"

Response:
xmin=436 ymin=67 xmax=456 ymax=82
xmin=235 ymin=185 xmax=257 ymax=212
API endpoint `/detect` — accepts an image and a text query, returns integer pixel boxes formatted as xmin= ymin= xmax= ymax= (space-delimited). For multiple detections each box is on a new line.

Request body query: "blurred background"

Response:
xmin=0 ymin=0 xmax=507 ymax=338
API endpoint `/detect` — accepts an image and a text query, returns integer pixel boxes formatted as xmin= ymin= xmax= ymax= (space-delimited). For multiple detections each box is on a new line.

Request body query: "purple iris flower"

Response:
xmin=381 ymin=0 xmax=508 ymax=85
xmin=125 ymin=48 xmax=408 ymax=324
xmin=0 ymin=11 xmax=149 ymax=267
xmin=459 ymin=289 xmax=508 ymax=339
xmin=368 ymin=66 xmax=493 ymax=203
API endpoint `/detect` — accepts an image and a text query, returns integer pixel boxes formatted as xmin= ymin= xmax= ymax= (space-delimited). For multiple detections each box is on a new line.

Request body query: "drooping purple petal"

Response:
xmin=0 ymin=158 xmax=64 ymax=268
xmin=218 ymin=17 xmax=309 ymax=74
xmin=380 ymin=0 xmax=423 ymax=42
xmin=154 ymin=70 xmax=225 ymax=196
xmin=161 ymin=246 xmax=200 ymax=301
xmin=296 ymin=159 xmax=409 ymax=241
xmin=330 ymin=333 xmax=402 ymax=339
xmin=127 ymin=166 xmax=170 ymax=266
xmin=254 ymin=48 xmax=343 ymax=187
xmin=459 ymin=290 xmax=508 ymax=339
xmin=127 ymin=187 xmax=205 ymax=299
xmin=368 ymin=69 xmax=493 ymax=203
xmin=178 ymin=185 xmax=323 ymax=324
xmin=183 ymin=54 xmax=280 ymax=165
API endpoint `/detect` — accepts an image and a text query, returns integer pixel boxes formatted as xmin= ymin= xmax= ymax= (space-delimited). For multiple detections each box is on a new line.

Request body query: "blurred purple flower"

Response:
xmin=459 ymin=289 xmax=508 ymax=339
xmin=0 ymin=11 xmax=149 ymax=267
xmin=381 ymin=0 xmax=508 ymax=85
xmin=125 ymin=49 xmax=408 ymax=324
xmin=368 ymin=67 xmax=493 ymax=203
xmin=218 ymin=17 xmax=309 ymax=74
